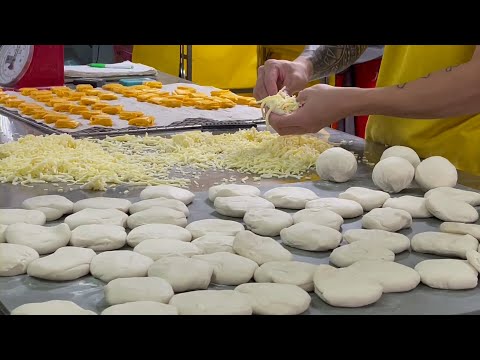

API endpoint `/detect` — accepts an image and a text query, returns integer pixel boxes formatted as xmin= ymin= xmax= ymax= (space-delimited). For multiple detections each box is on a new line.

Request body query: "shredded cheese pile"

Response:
xmin=259 ymin=87 xmax=300 ymax=125
xmin=0 ymin=128 xmax=331 ymax=189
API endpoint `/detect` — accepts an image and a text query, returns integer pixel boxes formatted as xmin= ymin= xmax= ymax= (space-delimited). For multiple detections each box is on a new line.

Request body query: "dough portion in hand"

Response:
xmin=0 ymin=243 xmax=39 ymax=276
xmin=90 ymin=250 xmax=154 ymax=283
xmin=254 ymin=261 xmax=318 ymax=291
xmin=11 ymin=300 xmax=96 ymax=315
xmin=0 ymin=224 xmax=8 ymax=243
xmin=343 ymin=229 xmax=410 ymax=254
xmin=440 ymin=222 xmax=480 ymax=240
xmin=339 ymin=187 xmax=390 ymax=211
xmin=315 ymin=147 xmax=357 ymax=183
xmin=169 ymin=290 xmax=252 ymax=315
xmin=208 ymin=184 xmax=260 ymax=202
xmin=362 ymin=208 xmax=412 ymax=232
xmin=380 ymin=145 xmax=421 ymax=168
xmin=70 ymin=224 xmax=126 ymax=251
xmin=243 ymin=208 xmax=293 ymax=237
xmin=5 ymin=223 xmax=71 ymax=255
xmin=372 ymin=157 xmax=415 ymax=193
xmin=22 ymin=195 xmax=73 ymax=221
xmin=134 ymin=238 xmax=202 ymax=260
xmin=191 ymin=235 xmax=235 ymax=254
xmin=140 ymin=185 xmax=195 ymax=205
xmin=0 ymin=209 xmax=46 ymax=226
xmin=104 ymin=277 xmax=174 ymax=305
xmin=65 ymin=208 xmax=128 ymax=229
xmin=305 ymin=198 xmax=363 ymax=219
xmin=292 ymin=208 xmax=344 ymax=231
xmin=127 ymin=207 xmax=188 ymax=229
xmin=233 ymin=230 xmax=292 ymax=265
xmin=214 ymin=195 xmax=275 ymax=218
xmin=27 ymin=247 xmax=96 ymax=281
xmin=411 ymin=232 xmax=478 ymax=259
xmin=424 ymin=187 xmax=480 ymax=206
xmin=129 ymin=198 xmax=189 ymax=216
xmin=383 ymin=196 xmax=432 ymax=218
xmin=73 ymin=197 xmax=132 ymax=213
xmin=126 ymin=224 xmax=192 ymax=247
xmin=280 ymin=223 xmax=342 ymax=251
xmin=186 ymin=219 xmax=244 ymax=239
xmin=415 ymin=259 xmax=478 ymax=290
xmin=425 ymin=195 xmax=479 ymax=223
xmin=262 ymin=187 xmax=318 ymax=209
xmin=101 ymin=301 xmax=178 ymax=315
xmin=415 ymin=156 xmax=458 ymax=190
xmin=329 ymin=243 xmax=395 ymax=268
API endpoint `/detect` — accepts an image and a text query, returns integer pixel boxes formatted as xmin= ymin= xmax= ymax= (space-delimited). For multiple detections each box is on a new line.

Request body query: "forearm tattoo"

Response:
xmin=300 ymin=45 xmax=368 ymax=80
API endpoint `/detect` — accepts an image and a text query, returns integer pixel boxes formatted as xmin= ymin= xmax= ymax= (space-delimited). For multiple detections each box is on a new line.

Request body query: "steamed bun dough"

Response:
xmin=411 ymin=232 xmax=478 ymax=259
xmin=133 ymin=239 xmax=202 ymax=260
xmin=232 ymin=230 xmax=292 ymax=265
xmin=380 ymin=145 xmax=421 ymax=168
xmin=0 ymin=209 xmax=46 ymax=226
xmin=415 ymin=156 xmax=458 ymax=190
xmin=424 ymin=187 xmax=480 ymax=206
xmin=101 ymin=301 xmax=178 ymax=315
xmin=169 ymin=290 xmax=253 ymax=315
xmin=208 ymin=184 xmax=260 ymax=202
xmin=129 ymin=198 xmax=189 ymax=216
xmin=466 ymin=249 xmax=480 ymax=272
xmin=185 ymin=219 xmax=244 ymax=239
xmin=5 ymin=223 xmax=71 ymax=255
xmin=343 ymin=229 xmax=410 ymax=254
xmin=440 ymin=222 xmax=480 ymax=240
xmin=425 ymin=194 xmax=479 ymax=223
xmin=127 ymin=207 xmax=188 ymax=229
xmin=65 ymin=208 xmax=128 ymax=229
xmin=0 ymin=225 xmax=6 ymax=243
xmin=383 ymin=196 xmax=432 ymax=218
xmin=339 ymin=187 xmax=390 ymax=211
xmin=126 ymin=224 xmax=192 ymax=247
xmin=0 ymin=243 xmax=39 ymax=276
xmin=315 ymin=147 xmax=358 ymax=183
xmin=243 ymin=208 xmax=293 ymax=237
xmin=329 ymin=242 xmax=395 ymax=268
xmin=415 ymin=259 xmax=478 ymax=290
xmin=262 ymin=186 xmax=318 ymax=209
xmin=22 ymin=195 xmax=74 ymax=221
xmin=280 ymin=223 xmax=342 ymax=251
xmin=372 ymin=157 xmax=415 ymax=193
xmin=292 ymin=208 xmax=344 ymax=231
xmin=362 ymin=208 xmax=412 ymax=232
xmin=305 ymin=198 xmax=363 ymax=219
xmin=73 ymin=197 xmax=132 ymax=213
xmin=70 ymin=224 xmax=127 ymax=251
xmin=140 ymin=185 xmax=195 ymax=205
xmin=191 ymin=235 xmax=235 ymax=254
xmin=254 ymin=261 xmax=318 ymax=291
xmin=214 ymin=195 xmax=274 ymax=218
xmin=104 ymin=277 xmax=174 ymax=305
xmin=11 ymin=300 xmax=96 ymax=315
xmin=90 ymin=250 xmax=154 ymax=283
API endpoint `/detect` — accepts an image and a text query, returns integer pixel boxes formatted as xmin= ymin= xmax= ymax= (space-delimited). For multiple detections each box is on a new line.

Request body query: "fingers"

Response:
xmin=296 ymin=88 xmax=312 ymax=103
xmin=253 ymin=66 xmax=268 ymax=100
xmin=263 ymin=61 xmax=280 ymax=96
xmin=268 ymin=108 xmax=307 ymax=135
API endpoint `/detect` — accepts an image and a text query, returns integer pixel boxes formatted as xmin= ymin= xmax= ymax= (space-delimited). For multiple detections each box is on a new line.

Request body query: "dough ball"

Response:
xmin=362 ymin=208 xmax=412 ymax=232
xmin=415 ymin=156 xmax=458 ymax=191
xmin=425 ymin=194 xmax=479 ymax=223
xmin=0 ymin=224 xmax=6 ymax=243
xmin=233 ymin=230 xmax=292 ymax=265
xmin=305 ymin=198 xmax=363 ymax=219
xmin=343 ymin=229 xmax=410 ymax=254
xmin=101 ymin=301 xmax=178 ymax=315
xmin=208 ymin=184 xmax=260 ymax=202
xmin=127 ymin=207 xmax=187 ymax=229
xmin=372 ymin=157 xmax=414 ymax=193
xmin=415 ymin=259 xmax=478 ymax=290
xmin=214 ymin=195 xmax=275 ymax=218
xmin=383 ymin=196 xmax=431 ymax=218
xmin=73 ymin=197 xmax=132 ymax=213
xmin=169 ymin=290 xmax=252 ymax=315
xmin=262 ymin=187 xmax=318 ymax=209
xmin=191 ymin=235 xmax=235 ymax=254
xmin=243 ymin=208 xmax=293 ymax=237
xmin=280 ymin=223 xmax=342 ymax=251
xmin=339 ymin=187 xmax=390 ymax=211
xmin=70 ymin=224 xmax=126 ymax=251
xmin=11 ymin=300 xmax=96 ymax=315
xmin=254 ymin=261 xmax=318 ymax=291
xmin=22 ymin=195 xmax=73 ymax=221
xmin=27 ymin=247 xmax=95 ymax=281
xmin=411 ymin=231 xmax=478 ymax=259
xmin=65 ymin=208 xmax=128 ymax=229
xmin=126 ymin=224 xmax=192 ymax=247
xmin=140 ymin=185 xmax=195 ymax=205
xmin=90 ymin=250 xmax=154 ymax=283
xmin=0 ymin=209 xmax=46 ymax=226
xmin=104 ymin=277 xmax=174 ymax=305
xmin=134 ymin=239 xmax=202 ymax=260
xmin=466 ymin=249 xmax=480 ymax=272
xmin=129 ymin=198 xmax=189 ymax=216
xmin=425 ymin=187 xmax=480 ymax=206
xmin=5 ymin=223 xmax=71 ymax=255
xmin=380 ymin=145 xmax=421 ymax=168
xmin=148 ymin=256 xmax=213 ymax=293
xmin=185 ymin=219 xmax=244 ymax=239
xmin=440 ymin=222 xmax=480 ymax=240
xmin=0 ymin=243 xmax=39 ymax=276
xmin=292 ymin=208 xmax=344 ymax=231
xmin=329 ymin=243 xmax=395 ymax=268
xmin=315 ymin=147 xmax=358 ymax=183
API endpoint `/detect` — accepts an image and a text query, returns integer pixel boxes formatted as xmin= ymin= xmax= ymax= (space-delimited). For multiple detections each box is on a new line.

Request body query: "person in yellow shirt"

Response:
xmin=254 ymin=45 xmax=480 ymax=176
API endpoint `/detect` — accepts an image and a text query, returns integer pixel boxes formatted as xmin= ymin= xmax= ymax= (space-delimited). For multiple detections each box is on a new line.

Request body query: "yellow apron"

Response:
xmin=366 ymin=45 xmax=480 ymax=175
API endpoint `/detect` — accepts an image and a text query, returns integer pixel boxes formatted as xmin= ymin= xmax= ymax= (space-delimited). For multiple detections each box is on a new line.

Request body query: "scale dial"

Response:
xmin=0 ymin=45 xmax=35 ymax=87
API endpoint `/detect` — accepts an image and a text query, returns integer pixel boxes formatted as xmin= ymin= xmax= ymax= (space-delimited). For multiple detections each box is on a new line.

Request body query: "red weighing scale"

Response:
xmin=0 ymin=45 xmax=64 ymax=89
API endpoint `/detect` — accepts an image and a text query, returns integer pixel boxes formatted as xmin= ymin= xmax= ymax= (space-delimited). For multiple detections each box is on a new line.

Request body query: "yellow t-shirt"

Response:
xmin=366 ymin=45 xmax=480 ymax=175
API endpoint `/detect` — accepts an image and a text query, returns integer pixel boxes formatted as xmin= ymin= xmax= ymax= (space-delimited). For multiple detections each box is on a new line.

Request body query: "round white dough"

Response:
xmin=305 ymin=198 xmax=363 ymax=219
xmin=315 ymin=147 xmax=357 ymax=183
xmin=22 ymin=195 xmax=74 ymax=221
xmin=440 ymin=222 xmax=480 ymax=240
xmin=191 ymin=235 xmax=235 ymax=254
xmin=70 ymin=224 xmax=126 ymax=251
xmin=34 ymin=207 xmax=64 ymax=222
xmin=186 ymin=219 xmax=244 ymax=239
xmin=134 ymin=238 xmax=202 ymax=260
xmin=243 ymin=208 xmax=293 ymax=237
xmin=73 ymin=197 xmax=131 ymax=213
xmin=343 ymin=229 xmax=410 ymax=254
xmin=127 ymin=207 xmax=187 ymax=229
xmin=148 ymin=256 xmax=213 ymax=292
xmin=415 ymin=259 xmax=478 ymax=290
xmin=129 ymin=198 xmax=189 ymax=216
xmin=169 ymin=290 xmax=252 ymax=315
xmin=380 ymin=145 xmax=421 ymax=168
xmin=5 ymin=223 xmax=71 ymax=255
xmin=64 ymin=208 xmax=128 ymax=229
xmin=0 ymin=209 xmax=46 ymax=226
xmin=90 ymin=250 xmax=154 ymax=283
xmin=383 ymin=196 xmax=431 ymax=218
xmin=214 ymin=195 xmax=274 ymax=218
xmin=339 ymin=187 xmax=390 ymax=211
xmin=235 ymin=283 xmax=311 ymax=315
xmin=329 ymin=243 xmax=395 ymax=268
xmin=233 ymin=230 xmax=292 ymax=265
xmin=425 ymin=187 xmax=480 ymax=206
xmin=280 ymin=223 xmax=342 ymax=251
xmin=140 ymin=185 xmax=195 ymax=205
xmin=0 ymin=243 xmax=39 ymax=276
xmin=254 ymin=261 xmax=318 ymax=291
xmin=372 ymin=157 xmax=415 ymax=193
xmin=27 ymin=247 xmax=96 ymax=281
xmin=362 ymin=208 xmax=412 ymax=232
xmin=104 ymin=277 xmax=174 ymax=305
xmin=0 ymin=224 xmax=8 ymax=243
xmin=208 ymin=184 xmax=261 ymax=202
xmin=262 ymin=187 xmax=318 ymax=210
xmin=126 ymin=224 xmax=192 ymax=247
xmin=466 ymin=249 xmax=480 ymax=272
xmin=415 ymin=156 xmax=458 ymax=190
xmin=102 ymin=301 xmax=178 ymax=315
xmin=425 ymin=195 xmax=479 ymax=223
xmin=192 ymin=252 xmax=258 ymax=286
xmin=292 ymin=208 xmax=344 ymax=231
xmin=11 ymin=300 xmax=96 ymax=315
xmin=411 ymin=232 xmax=478 ymax=259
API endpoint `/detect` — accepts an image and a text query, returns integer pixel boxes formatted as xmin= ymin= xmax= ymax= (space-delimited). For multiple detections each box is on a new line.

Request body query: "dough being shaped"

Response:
xmin=329 ymin=243 xmax=395 ymax=268
xmin=70 ymin=224 xmax=126 ymax=251
xmin=280 ymin=223 xmax=342 ymax=251
xmin=73 ymin=197 xmax=132 ymax=213
xmin=208 ymin=184 xmax=261 ymax=202
xmin=5 ymin=223 xmax=71 ymax=255
xmin=339 ymin=187 xmax=390 ymax=211
xmin=425 ymin=195 xmax=479 ymax=223
xmin=243 ymin=208 xmax=293 ymax=237
xmin=192 ymin=252 xmax=258 ymax=286
xmin=233 ymin=230 xmax=292 ymax=265
xmin=305 ymin=198 xmax=363 ymax=219
xmin=0 ymin=224 xmax=7 ymax=243
xmin=383 ymin=196 xmax=432 ymax=218
xmin=0 ymin=243 xmax=39 ymax=276
xmin=22 ymin=195 xmax=73 ymax=221
xmin=343 ymin=229 xmax=410 ymax=254
xmin=129 ymin=198 xmax=189 ymax=216
xmin=101 ymin=301 xmax=178 ymax=315
xmin=186 ymin=219 xmax=244 ymax=239
xmin=104 ymin=277 xmax=174 ymax=305
xmin=191 ymin=235 xmax=235 ymax=254
xmin=440 ymin=222 xmax=480 ymax=240
xmin=415 ymin=259 xmax=478 ymax=290
xmin=262 ymin=187 xmax=318 ymax=210
xmin=315 ymin=147 xmax=357 ymax=183
xmin=235 ymin=283 xmax=311 ymax=315
xmin=126 ymin=224 xmax=192 ymax=247
xmin=140 ymin=185 xmax=195 ymax=205
xmin=214 ymin=195 xmax=275 ymax=218
xmin=169 ymin=290 xmax=252 ymax=315
xmin=148 ymin=256 xmax=213 ymax=292
xmin=127 ymin=207 xmax=187 ymax=229
xmin=11 ymin=300 xmax=96 ymax=315
xmin=134 ymin=238 xmax=202 ymax=260
xmin=466 ymin=249 xmax=480 ymax=272
xmin=380 ymin=145 xmax=421 ymax=168
xmin=27 ymin=247 xmax=95 ymax=281
xmin=90 ymin=250 xmax=154 ymax=283
xmin=292 ymin=208 xmax=344 ymax=231
xmin=415 ymin=156 xmax=458 ymax=190
xmin=411 ymin=232 xmax=478 ymax=259
xmin=425 ymin=187 xmax=480 ymax=206
xmin=362 ymin=208 xmax=412 ymax=232
xmin=254 ymin=261 xmax=318 ymax=291
xmin=65 ymin=208 xmax=128 ymax=229
xmin=0 ymin=209 xmax=46 ymax=226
